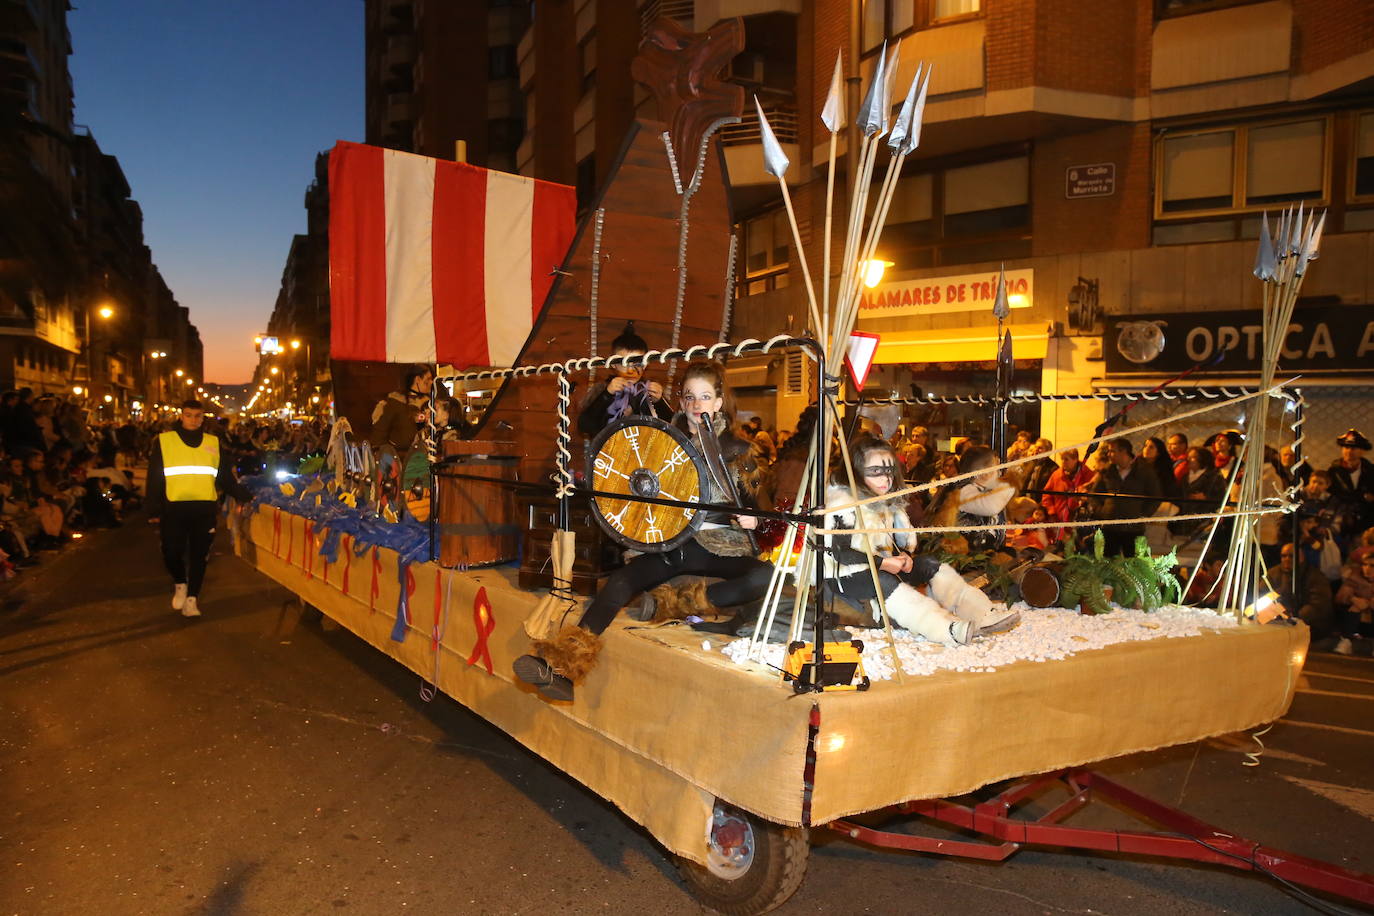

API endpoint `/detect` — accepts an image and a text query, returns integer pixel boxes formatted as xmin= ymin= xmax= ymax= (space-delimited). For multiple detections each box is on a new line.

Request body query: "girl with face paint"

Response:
xmin=823 ymin=436 xmax=1019 ymax=645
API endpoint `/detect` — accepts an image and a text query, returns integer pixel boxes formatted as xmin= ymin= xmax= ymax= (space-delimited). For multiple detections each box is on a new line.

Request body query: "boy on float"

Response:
xmin=577 ymin=321 xmax=673 ymax=437
xmin=515 ymin=360 xmax=772 ymax=701
xmin=826 ymin=435 xmax=1020 ymax=640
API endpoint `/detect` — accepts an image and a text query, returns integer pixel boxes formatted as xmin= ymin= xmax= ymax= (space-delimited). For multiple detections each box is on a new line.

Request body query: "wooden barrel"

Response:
xmin=435 ymin=439 xmax=520 ymax=568
xmin=1020 ymin=562 xmax=1065 ymax=608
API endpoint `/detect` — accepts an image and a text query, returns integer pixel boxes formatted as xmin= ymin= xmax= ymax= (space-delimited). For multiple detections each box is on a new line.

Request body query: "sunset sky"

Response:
xmin=69 ymin=1 xmax=363 ymax=384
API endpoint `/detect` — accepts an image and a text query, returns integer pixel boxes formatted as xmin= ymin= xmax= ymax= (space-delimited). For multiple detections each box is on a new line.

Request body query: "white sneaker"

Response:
xmin=172 ymin=583 xmax=187 ymax=611
xmin=1334 ymin=637 xmax=1353 ymax=656
xmin=181 ymin=596 xmax=201 ymax=618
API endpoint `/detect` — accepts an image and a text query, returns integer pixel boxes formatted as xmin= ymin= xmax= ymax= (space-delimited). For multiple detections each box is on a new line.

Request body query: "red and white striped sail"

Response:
xmin=328 ymin=140 xmax=577 ymax=368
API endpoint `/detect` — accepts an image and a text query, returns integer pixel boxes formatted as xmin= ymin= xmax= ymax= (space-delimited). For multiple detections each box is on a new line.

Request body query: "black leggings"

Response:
xmin=160 ymin=502 xmax=218 ymax=597
xmin=578 ymin=539 xmax=773 ymax=635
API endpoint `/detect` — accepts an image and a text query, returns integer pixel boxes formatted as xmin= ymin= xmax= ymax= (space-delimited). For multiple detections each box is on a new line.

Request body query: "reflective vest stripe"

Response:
xmin=164 ymin=465 xmax=218 ymax=477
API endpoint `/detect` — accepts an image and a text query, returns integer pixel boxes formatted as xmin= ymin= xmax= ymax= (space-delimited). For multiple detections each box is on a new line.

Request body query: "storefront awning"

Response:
xmin=873 ymin=322 xmax=1052 ymax=364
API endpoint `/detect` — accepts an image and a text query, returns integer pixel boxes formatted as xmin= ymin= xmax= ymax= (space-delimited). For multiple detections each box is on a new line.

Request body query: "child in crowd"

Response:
xmin=931 ymin=445 xmax=1020 ymax=555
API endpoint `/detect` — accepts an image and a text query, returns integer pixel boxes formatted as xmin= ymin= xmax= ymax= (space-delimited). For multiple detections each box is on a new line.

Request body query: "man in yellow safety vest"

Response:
xmin=147 ymin=399 xmax=253 ymax=617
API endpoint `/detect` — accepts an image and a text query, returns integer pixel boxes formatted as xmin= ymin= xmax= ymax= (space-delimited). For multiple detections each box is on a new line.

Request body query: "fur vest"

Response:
xmin=823 ymin=483 xmax=914 ymax=577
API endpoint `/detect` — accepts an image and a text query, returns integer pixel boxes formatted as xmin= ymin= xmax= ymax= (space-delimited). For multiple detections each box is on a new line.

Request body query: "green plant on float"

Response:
xmin=1061 ymin=529 xmax=1113 ymax=615
xmin=1060 ymin=531 xmax=1181 ymax=614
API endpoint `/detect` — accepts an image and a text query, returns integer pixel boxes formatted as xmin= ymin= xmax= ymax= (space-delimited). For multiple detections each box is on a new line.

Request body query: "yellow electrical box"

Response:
xmin=782 ymin=639 xmax=870 ymax=693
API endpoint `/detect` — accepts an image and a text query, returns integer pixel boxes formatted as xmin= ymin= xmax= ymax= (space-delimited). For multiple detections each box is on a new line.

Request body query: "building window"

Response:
xmin=1156 ymin=0 xmax=1263 ymax=17
xmin=1353 ymin=112 xmax=1374 ymax=200
xmin=944 ymin=157 xmax=1029 ymax=235
xmin=740 ymin=210 xmax=791 ymax=297
xmin=882 ymin=156 xmax=1030 ymax=267
xmin=1160 ymin=130 xmax=1234 ymax=213
xmin=1155 ymin=118 xmax=1330 ymax=219
xmin=576 ymin=155 xmax=596 ymax=210
xmin=862 ymin=0 xmax=979 ymax=52
xmin=488 ymin=45 xmax=517 ymax=80
xmin=933 ymin=0 xmax=980 ymax=19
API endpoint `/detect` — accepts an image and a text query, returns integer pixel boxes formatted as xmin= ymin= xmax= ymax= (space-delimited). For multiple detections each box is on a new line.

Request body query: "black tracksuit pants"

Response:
xmin=160 ymin=501 xmax=218 ymax=597
xmin=578 ymin=539 xmax=773 ymax=635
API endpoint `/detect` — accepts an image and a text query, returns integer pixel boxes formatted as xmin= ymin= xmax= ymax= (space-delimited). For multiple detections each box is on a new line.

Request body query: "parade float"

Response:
xmin=233 ymin=18 xmax=1373 ymax=914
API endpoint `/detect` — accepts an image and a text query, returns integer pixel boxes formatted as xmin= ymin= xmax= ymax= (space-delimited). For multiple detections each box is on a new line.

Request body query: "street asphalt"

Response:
xmin=1 ymin=515 xmax=1371 ymax=916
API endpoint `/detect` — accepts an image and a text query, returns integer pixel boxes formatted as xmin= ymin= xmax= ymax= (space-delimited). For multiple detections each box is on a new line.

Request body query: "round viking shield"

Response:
xmin=587 ymin=416 xmax=709 ymax=553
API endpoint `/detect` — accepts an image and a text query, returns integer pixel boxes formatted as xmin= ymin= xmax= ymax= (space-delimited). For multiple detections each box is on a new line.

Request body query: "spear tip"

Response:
xmin=856 ymin=41 xmax=887 ymax=137
xmin=820 ymin=50 xmax=844 ymax=133
xmin=992 ymin=262 xmax=1010 ymax=320
xmin=754 ymin=95 xmax=791 ymax=179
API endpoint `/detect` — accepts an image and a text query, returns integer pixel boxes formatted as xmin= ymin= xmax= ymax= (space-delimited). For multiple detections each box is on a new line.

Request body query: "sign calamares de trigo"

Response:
xmin=1104 ymin=305 xmax=1374 ymax=375
xmin=858 ymin=268 xmax=1034 ymax=320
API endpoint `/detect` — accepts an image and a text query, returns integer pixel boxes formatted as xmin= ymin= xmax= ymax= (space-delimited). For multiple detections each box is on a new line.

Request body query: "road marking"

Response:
xmin=1305 ymin=670 xmax=1374 ymax=685
xmin=1296 ymin=688 xmax=1374 ymax=701
xmin=1279 ymin=719 xmax=1374 ymax=738
xmin=1277 ymin=775 xmax=1374 ymax=820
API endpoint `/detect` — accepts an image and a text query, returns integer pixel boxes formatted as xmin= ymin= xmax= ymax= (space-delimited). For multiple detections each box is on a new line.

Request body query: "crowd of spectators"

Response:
xmin=0 ymin=387 xmax=332 ymax=585
xmin=747 ymin=413 xmax=1374 ymax=657
xmin=0 ymin=388 xmax=150 ymax=578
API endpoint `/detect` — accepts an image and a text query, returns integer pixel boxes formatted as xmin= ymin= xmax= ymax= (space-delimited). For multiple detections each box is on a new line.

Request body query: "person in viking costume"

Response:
xmin=514 ymin=361 xmax=772 ymax=701
xmin=824 ymin=436 xmax=1019 ymax=644
xmin=576 ymin=321 xmax=673 ymax=437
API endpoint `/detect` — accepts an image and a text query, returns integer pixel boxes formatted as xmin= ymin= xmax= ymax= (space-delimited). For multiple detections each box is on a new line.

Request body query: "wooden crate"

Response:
xmin=518 ymin=493 xmax=619 ymax=596
xmin=435 ymin=439 xmax=520 ymax=568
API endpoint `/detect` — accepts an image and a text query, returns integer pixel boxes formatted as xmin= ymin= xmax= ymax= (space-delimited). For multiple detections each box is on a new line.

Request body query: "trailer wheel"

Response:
xmin=676 ymin=801 xmax=809 ymax=916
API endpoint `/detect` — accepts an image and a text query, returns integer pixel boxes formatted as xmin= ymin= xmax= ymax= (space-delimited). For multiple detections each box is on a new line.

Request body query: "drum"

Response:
xmin=1020 ymin=562 xmax=1065 ymax=608
xmin=587 ymin=416 xmax=709 ymax=553
xmin=435 ymin=439 xmax=520 ymax=567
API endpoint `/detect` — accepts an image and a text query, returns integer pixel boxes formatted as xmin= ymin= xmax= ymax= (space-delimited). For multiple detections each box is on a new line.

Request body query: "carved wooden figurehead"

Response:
xmin=473 ymin=16 xmax=746 ymax=486
xmin=631 ymin=17 xmax=745 ymax=182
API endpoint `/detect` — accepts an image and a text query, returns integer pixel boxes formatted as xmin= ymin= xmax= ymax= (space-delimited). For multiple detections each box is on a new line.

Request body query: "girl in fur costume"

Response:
xmin=825 ymin=436 xmax=1019 ymax=644
xmin=929 ymin=445 xmax=1019 ymax=556
xmin=514 ymin=361 xmax=773 ymax=701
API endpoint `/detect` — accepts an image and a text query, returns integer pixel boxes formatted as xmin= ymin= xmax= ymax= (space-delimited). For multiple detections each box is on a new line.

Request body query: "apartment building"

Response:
xmin=0 ymin=0 xmax=200 ymax=408
xmin=785 ymin=0 xmax=1374 ymax=455
xmin=364 ymin=0 xmax=530 ymax=173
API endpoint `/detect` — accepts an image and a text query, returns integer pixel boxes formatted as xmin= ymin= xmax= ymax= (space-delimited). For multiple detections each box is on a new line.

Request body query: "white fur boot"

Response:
xmin=881 ymin=583 xmax=972 ymax=646
xmin=928 ymin=564 xmax=1020 ymax=635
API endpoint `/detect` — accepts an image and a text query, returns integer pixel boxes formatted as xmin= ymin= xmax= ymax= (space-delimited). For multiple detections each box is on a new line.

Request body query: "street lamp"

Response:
xmin=97 ymin=305 xmax=114 ymax=320
xmin=860 ymin=259 xmax=894 ymax=289
xmin=269 ymin=366 xmax=279 ymax=375
xmin=175 ymin=369 xmax=184 ymax=377
xmin=72 ymin=385 xmax=83 ymax=395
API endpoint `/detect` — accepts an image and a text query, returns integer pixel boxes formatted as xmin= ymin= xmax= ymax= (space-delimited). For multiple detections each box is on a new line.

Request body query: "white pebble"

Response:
xmin=719 ymin=602 xmax=1238 ymax=682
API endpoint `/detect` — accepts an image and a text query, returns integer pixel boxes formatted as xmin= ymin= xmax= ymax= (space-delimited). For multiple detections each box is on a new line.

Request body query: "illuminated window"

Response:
xmin=740 ymin=210 xmax=791 ymax=297
xmin=863 ymin=0 xmax=978 ymax=52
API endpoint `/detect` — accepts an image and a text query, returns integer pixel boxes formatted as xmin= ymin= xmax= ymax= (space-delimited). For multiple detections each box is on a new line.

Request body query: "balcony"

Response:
xmin=0 ymin=38 xmax=39 ymax=79
xmin=0 ymin=0 xmax=39 ymax=34
xmin=386 ymin=92 xmax=416 ymax=125
xmin=720 ymin=101 xmax=799 ymax=187
xmin=383 ymin=33 xmax=415 ymax=76
xmin=380 ymin=0 xmax=412 ymax=35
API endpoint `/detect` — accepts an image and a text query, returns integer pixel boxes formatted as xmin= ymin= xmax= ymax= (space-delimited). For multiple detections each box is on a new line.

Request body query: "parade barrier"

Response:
xmin=237 ymin=503 xmax=1309 ymax=852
